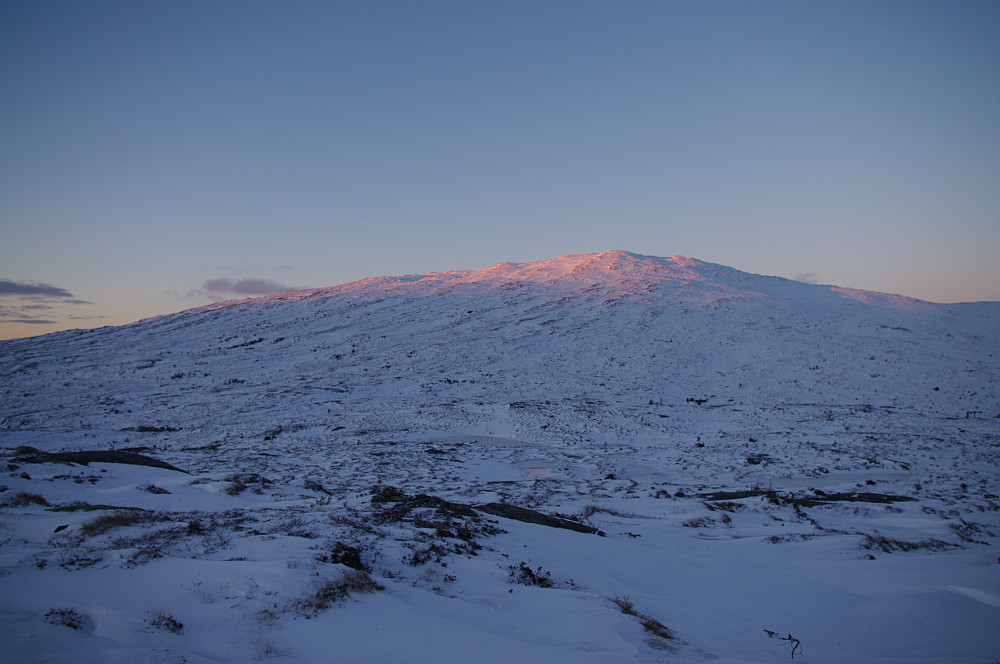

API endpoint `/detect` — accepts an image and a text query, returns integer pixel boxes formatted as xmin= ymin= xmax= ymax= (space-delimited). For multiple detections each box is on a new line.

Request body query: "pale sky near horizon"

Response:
xmin=2 ymin=0 xmax=998 ymax=340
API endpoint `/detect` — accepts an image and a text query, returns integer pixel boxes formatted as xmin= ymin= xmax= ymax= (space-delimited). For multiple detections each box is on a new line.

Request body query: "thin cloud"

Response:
xmin=198 ymin=278 xmax=293 ymax=299
xmin=794 ymin=272 xmax=821 ymax=284
xmin=0 ymin=305 xmax=57 ymax=324
xmin=17 ymin=294 xmax=92 ymax=305
xmin=0 ymin=280 xmax=74 ymax=298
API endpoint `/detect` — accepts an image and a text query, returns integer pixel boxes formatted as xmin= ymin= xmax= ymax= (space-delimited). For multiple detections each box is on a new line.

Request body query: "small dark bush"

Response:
xmin=326 ymin=542 xmax=367 ymax=571
xmin=225 ymin=473 xmax=271 ymax=496
xmin=44 ymin=608 xmax=85 ymax=630
xmin=303 ymin=478 xmax=331 ymax=495
xmin=146 ymin=610 xmax=183 ymax=634
xmin=682 ymin=516 xmax=713 ymax=528
xmin=508 ymin=561 xmax=553 ymax=588
xmin=370 ymin=485 xmax=407 ymax=502
xmin=124 ymin=546 xmax=165 ymax=567
xmin=225 ymin=479 xmax=247 ymax=496
xmin=408 ymin=542 xmax=450 ymax=566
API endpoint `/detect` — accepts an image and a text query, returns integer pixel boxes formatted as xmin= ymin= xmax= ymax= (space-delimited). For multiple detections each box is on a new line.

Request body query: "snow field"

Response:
xmin=1 ymin=251 xmax=997 ymax=662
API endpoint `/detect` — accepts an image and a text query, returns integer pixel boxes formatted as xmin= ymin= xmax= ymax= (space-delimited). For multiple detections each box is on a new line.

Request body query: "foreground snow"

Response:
xmin=1 ymin=251 xmax=997 ymax=662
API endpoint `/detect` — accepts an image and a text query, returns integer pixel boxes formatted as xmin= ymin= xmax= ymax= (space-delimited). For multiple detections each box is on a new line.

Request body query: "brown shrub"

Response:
xmin=80 ymin=509 xmax=160 ymax=537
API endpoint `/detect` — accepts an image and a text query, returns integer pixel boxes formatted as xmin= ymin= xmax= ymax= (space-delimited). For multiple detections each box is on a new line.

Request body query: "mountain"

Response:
xmin=1 ymin=250 xmax=998 ymax=663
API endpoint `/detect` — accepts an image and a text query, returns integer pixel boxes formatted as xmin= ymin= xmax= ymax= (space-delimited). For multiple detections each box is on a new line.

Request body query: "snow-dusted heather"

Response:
xmin=0 ymin=250 xmax=997 ymax=663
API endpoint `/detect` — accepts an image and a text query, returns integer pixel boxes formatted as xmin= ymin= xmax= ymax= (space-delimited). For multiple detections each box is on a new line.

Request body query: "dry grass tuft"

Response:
xmin=80 ymin=509 xmax=161 ymax=537
xmin=861 ymin=533 xmax=953 ymax=553
xmin=608 ymin=595 xmax=674 ymax=640
xmin=3 ymin=491 xmax=49 ymax=507
xmin=294 ymin=570 xmax=383 ymax=617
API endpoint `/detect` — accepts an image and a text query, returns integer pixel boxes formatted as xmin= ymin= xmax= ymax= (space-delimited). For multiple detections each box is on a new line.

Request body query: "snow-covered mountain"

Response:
xmin=1 ymin=250 xmax=998 ymax=663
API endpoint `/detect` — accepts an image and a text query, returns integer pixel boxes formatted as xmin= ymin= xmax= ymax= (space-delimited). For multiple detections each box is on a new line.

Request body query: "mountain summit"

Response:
xmin=186 ymin=249 xmax=940 ymax=317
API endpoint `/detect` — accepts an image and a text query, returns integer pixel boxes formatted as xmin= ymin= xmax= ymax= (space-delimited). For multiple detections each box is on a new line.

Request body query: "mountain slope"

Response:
xmin=1 ymin=250 xmax=998 ymax=663
xmin=5 ymin=250 xmax=995 ymax=436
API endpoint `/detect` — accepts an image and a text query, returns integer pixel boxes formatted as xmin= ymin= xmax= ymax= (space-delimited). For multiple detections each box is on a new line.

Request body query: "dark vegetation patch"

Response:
xmin=227 ymin=337 xmax=264 ymax=349
xmin=370 ymin=486 xmax=603 ymax=535
xmin=478 ymin=502 xmax=604 ymax=535
xmin=703 ymin=501 xmax=744 ymax=512
xmin=406 ymin=542 xmax=456 ymax=566
xmin=697 ymin=488 xmax=915 ymax=508
xmin=766 ymin=533 xmax=824 ymax=544
xmin=950 ymin=519 xmax=995 ymax=544
xmin=12 ymin=446 xmax=186 ymax=473
xmin=861 ymin=533 xmax=955 ymax=553
xmin=697 ymin=489 xmax=771 ymax=501
xmin=121 ymin=425 xmax=181 ymax=433
xmin=682 ymin=516 xmax=715 ymax=528
xmin=792 ymin=490 xmax=917 ymax=507
xmin=371 ymin=487 xmax=476 ymax=517
xmin=47 ymin=501 xmax=146 ymax=512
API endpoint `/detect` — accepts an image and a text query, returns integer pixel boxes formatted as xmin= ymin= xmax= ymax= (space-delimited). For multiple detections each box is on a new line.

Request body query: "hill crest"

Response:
xmin=168 ymin=250 xmax=945 ymax=322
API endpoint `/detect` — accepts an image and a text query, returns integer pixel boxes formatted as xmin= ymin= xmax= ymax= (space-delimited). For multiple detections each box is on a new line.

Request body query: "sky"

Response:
xmin=1 ymin=0 xmax=998 ymax=340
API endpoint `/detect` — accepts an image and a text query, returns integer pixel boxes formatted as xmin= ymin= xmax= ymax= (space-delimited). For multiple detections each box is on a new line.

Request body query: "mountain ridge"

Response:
xmin=139 ymin=250 xmax=968 ymax=329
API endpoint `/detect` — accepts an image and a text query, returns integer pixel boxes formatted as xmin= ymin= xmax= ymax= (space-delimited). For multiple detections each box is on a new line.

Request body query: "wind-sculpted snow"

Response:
xmin=0 ymin=250 xmax=997 ymax=663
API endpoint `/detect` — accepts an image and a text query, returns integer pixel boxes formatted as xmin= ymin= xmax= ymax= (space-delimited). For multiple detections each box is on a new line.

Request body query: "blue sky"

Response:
xmin=2 ymin=0 xmax=998 ymax=339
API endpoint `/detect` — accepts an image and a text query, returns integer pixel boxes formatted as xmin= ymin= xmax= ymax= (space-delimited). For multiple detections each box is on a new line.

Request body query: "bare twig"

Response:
xmin=764 ymin=629 xmax=802 ymax=659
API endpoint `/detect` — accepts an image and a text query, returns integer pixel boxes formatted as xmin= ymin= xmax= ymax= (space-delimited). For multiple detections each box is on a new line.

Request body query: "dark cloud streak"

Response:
xmin=200 ymin=278 xmax=292 ymax=298
xmin=0 ymin=279 xmax=92 ymax=329
xmin=0 ymin=280 xmax=74 ymax=298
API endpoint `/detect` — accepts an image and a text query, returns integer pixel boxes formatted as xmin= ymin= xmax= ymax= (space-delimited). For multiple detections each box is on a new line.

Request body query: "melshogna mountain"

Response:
xmin=0 ymin=250 xmax=997 ymax=663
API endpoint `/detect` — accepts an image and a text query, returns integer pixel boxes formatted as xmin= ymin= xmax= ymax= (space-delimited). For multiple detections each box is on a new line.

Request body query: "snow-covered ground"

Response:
xmin=1 ymin=250 xmax=997 ymax=663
